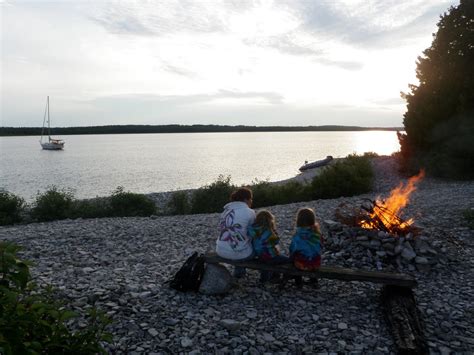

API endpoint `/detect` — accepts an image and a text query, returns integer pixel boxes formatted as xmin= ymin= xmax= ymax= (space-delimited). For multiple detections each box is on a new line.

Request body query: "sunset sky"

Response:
xmin=1 ymin=0 xmax=458 ymax=127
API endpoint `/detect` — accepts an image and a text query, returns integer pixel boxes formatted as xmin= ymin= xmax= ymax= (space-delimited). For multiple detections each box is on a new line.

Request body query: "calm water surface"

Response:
xmin=1 ymin=131 xmax=400 ymax=200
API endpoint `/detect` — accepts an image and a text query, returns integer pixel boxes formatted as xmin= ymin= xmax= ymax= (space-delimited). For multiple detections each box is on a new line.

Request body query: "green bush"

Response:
xmin=69 ymin=198 xmax=111 ymax=219
xmin=251 ymin=181 xmax=311 ymax=208
xmin=109 ymin=186 xmax=156 ymax=217
xmin=190 ymin=175 xmax=235 ymax=214
xmin=167 ymin=191 xmax=191 ymax=215
xmin=463 ymin=208 xmax=474 ymax=229
xmin=310 ymin=154 xmax=374 ymax=199
xmin=0 ymin=241 xmax=111 ymax=355
xmin=0 ymin=191 xmax=25 ymax=225
xmin=31 ymin=187 xmax=74 ymax=222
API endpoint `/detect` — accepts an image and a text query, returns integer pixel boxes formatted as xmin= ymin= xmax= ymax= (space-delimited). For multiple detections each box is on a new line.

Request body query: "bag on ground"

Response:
xmin=169 ymin=252 xmax=205 ymax=292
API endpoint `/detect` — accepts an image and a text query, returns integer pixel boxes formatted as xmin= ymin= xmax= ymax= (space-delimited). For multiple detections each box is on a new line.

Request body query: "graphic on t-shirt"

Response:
xmin=218 ymin=208 xmax=245 ymax=250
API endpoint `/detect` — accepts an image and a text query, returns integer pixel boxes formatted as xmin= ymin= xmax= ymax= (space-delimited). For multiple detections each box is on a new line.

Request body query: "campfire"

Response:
xmin=358 ymin=170 xmax=425 ymax=236
xmin=335 ymin=170 xmax=425 ymax=237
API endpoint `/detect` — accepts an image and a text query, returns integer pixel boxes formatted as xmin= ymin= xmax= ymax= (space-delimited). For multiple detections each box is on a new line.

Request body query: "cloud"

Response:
xmin=161 ymin=63 xmax=197 ymax=78
xmin=87 ymin=1 xmax=230 ymax=36
xmin=288 ymin=0 xmax=454 ymax=48
xmin=91 ymin=90 xmax=284 ymax=107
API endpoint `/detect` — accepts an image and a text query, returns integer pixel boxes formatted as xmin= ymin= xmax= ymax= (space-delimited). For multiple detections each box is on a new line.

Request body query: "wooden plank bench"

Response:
xmin=204 ymin=253 xmax=417 ymax=288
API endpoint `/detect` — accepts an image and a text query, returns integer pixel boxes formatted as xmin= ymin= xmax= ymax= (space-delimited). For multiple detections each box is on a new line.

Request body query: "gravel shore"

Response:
xmin=1 ymin=156 xmax=473 ymax=354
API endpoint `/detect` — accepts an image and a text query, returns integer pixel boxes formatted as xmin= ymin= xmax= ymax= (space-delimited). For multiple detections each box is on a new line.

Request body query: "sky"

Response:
xmin=0 ymin=0 xmax=459 ymax=127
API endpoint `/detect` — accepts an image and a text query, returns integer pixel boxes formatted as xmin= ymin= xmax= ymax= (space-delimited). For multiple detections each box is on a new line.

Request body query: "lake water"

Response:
xmin=1 ymin=131 xmax=400 ymax=201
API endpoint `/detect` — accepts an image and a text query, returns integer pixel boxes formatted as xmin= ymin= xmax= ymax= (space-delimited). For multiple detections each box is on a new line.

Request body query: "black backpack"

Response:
xmin=169 ymin=252 xmax=206 ymax=292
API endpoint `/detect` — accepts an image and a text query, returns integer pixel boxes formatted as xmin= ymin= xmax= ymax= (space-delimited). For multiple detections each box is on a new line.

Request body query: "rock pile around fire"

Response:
xmin=321 ymin=220 xmax=442 ymax=273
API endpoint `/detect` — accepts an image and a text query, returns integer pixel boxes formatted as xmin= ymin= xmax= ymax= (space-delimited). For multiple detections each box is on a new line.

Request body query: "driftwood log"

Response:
xmin=204 ymin=253 xmax=417 ymax=288
xmin=381 ymin=285 xmax=428 ymax=355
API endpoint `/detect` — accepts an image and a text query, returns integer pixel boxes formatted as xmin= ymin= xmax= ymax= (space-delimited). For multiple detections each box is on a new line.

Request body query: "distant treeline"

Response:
xmin=0 ymin=124 xmax=402 ymax=136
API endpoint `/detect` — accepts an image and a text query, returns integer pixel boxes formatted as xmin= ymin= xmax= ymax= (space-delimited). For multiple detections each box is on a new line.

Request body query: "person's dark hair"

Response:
xmin=230 ymin=187 xmax=253 ymax=202
xmin=296 ymin=208 xmax=316 ymax=228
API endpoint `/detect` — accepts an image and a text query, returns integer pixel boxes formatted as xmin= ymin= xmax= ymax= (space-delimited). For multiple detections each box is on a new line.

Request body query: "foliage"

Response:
xmin=251 ymin=180 xmax=311 ymax=208
xmin=463 ymin=208 xmax=474 ymax=229
xmin=190 ymin=175 xmax=235 ymax=214
xmin=108 ymin=186 xmax=157 ymax=217
xmin=31 ymin=186 xmax=74 ymax=222
xmin=0 ymin=241 xmax=111 ymax=355
xmin=310 ymin=154 xmax=374 ymax=199
xmin=167 ymin=191 xmax=191 ymax=215
xmin=399 ymin=1 xmax=474 ymax=178
xmin=69 ymin=198 xmax=111 ymax=219
xmin=0 ymin=191 xmax=25 ymax=225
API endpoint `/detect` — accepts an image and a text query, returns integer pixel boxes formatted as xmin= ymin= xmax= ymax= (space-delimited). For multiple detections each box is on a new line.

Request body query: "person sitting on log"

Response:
xmin=248 ymin=210 xmax=290 ymax=283
xmin=289 ymin=207 xmax=323 ymax=287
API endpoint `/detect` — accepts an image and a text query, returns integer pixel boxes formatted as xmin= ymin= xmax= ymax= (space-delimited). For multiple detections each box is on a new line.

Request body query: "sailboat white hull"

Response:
xmin=40 ymin=96 xmax=65 ymax=150
xmin=41 ymin=142 xmax=64 ymax=150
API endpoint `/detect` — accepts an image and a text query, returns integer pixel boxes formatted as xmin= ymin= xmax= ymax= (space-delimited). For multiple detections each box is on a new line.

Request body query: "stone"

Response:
xmin=220 ymin=319 xmax=241 ymax=331
xmin=246 ymin=310 xmax=258 ymax=319
xmin=199 ymin=263 xmax=233 ymax=295
xmin=338 ymin=322 xmax=348 ymax=330
xmin=262 ymin=333 xmax=275 ymax=342
xmin=415 ymin=256 xmax=429 ymax=264
xmin=181 ymin=337 xmax=193 ymax=348
xmin=148 ymin=328 xmax=159 ymax=337
xmin=401 ymin=247 xmax=416 ymax=261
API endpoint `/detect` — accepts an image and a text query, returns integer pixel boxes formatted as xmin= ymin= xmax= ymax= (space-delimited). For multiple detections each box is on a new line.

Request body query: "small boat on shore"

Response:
xmin=299 ymin=155 xmax=333 ymax=172
xmin=40 ymin=96 xmax=64 ymax=150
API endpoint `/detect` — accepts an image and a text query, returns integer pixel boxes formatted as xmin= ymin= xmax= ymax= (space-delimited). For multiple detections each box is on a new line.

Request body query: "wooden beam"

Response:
xmin=204 ymin=253 xmax=417 ymax=288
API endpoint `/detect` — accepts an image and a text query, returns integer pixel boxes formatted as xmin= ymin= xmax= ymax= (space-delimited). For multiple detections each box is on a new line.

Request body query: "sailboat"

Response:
xmin=40 ymin=96 xmax=65 ymax=150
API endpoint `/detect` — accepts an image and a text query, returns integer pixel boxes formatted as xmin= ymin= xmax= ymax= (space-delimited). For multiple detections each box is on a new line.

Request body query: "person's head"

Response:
xmin=296 ymin=208 xmax=316 ymax=228
xmin=254 ymin=210 xmax=276 ymax=232
xmin=230 ymin=187 xmax=253 ymax=207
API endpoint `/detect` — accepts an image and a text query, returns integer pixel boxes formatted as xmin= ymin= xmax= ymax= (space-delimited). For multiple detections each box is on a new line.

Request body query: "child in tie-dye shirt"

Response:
xmin=289 ymin=208 xmax=323 ymax=288
xmin=248 ymin=210 xmax=289 ymax=283
xmin=290 ymin=208 xmax=323 ymax=270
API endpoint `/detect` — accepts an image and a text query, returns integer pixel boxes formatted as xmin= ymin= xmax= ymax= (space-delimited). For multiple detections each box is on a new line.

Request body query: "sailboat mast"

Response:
xmin=47 ymin=96 xmax=51 ymax=141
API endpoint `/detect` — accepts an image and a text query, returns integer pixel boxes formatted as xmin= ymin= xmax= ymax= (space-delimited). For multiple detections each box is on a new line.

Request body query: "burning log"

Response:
xmin=359 ymin=199 xmax=422 ymax=236
xmin=336 ymin=171 xmax=425 ymax=237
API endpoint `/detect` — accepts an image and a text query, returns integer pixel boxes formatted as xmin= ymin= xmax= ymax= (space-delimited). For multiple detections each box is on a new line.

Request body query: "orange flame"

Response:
xmin=360 ymin=170 xmax=425 ymax=234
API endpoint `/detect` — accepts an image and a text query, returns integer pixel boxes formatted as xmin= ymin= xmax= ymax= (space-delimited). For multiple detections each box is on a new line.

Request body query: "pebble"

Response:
xmin=1 ymin=156 xmax=473 ymax=354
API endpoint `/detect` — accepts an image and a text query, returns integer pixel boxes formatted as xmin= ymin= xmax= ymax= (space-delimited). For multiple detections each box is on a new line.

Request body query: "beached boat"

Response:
xmin=40 ymin=96 xmax=64 ymax=150
xmin=299 ymin=155 xmax=333 ymax=172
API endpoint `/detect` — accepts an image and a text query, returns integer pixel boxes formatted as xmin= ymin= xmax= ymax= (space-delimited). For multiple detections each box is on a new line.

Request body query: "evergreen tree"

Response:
xmin=399 ymin=0 xmax=474 ymax=178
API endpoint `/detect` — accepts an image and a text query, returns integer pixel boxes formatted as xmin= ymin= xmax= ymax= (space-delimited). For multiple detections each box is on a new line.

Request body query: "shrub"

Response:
xmin=31 ymin=187 xmax=74 ymax=222
xmin=0 ymin=241 xmax=111 ymax=355
xmin=310 ymin=154 xmax=374 ymax=199
xmin=109 ymin=186 xmax=156 ymax=217
xmin=463 ymin=208 xmax=474 ymax=229
xmin=0 ymin=191 xmax=25 ymax=225
xmin=167 ymin=191 xmax=191 ymax=215
xmin=251 ymin=181 xmax=311 ymax=208
xmin=190 ymin=175 xmax=235 ymax=214
xmin=69 ymin=198 xmax=111 ymax=219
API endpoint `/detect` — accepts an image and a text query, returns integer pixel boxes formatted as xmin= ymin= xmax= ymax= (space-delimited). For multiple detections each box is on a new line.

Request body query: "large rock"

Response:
xmin=199 ymin=263 xmax=233 ymax=295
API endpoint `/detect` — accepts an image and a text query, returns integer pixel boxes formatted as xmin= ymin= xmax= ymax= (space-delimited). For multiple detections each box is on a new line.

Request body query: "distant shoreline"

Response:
xmin=0 ymin=124 xmax=403 ymax=136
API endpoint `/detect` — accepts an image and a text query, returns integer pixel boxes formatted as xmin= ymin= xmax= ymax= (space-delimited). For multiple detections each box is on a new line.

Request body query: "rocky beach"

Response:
xmin=1 ymin=156 xmax=473 ymax=354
